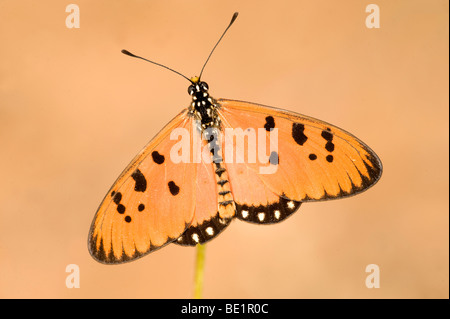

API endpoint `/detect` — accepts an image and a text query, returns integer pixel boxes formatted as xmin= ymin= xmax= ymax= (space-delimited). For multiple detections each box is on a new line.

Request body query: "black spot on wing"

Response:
xmin=117 ymin=204 xmax=125 ymax=214
xmin=138 ymin=204 xmax=145 ymax=211
xmin=151 ymin=151 xmax=165 ymax=164
xmin=322 ymin=129 xmax=335 ymax=153
xmin=321 ymin=130 xmax=333 ymax=142
xmin=292 ymin=123 xmax=308 ymax=146
xmin=113 ymin=192 xmax=122 ymax=204
xmin=168 ymin=181 xmax=180 ymax=196
xmin=131 ymin=169 xmax=147 ymax=192
xmin=325 ymin=141 xmax=335 ymax=152
xmin=309 ymin=153 xmax=317 ymax=160
xmin=264 ymin=116 xmax=275 ymax=131
xmin=269 ymin=151 xmax=279 ymax=165
xmin=326 ymin=155 xmax=334 ymax=163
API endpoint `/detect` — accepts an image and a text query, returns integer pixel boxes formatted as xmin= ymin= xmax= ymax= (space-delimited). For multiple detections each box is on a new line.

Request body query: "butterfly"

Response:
xmin=88 ymin=12 xmax=382 ymax=264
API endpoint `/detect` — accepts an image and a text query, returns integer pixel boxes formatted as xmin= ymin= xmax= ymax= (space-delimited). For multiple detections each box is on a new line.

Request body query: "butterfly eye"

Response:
xmin=200 ymin=82 xmax=209 ymax=91
xmin=188 ymin=85 xmax=196 ymax=95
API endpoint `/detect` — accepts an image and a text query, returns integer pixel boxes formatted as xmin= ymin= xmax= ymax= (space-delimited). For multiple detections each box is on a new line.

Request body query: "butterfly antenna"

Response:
xmin=121 ymin=49 xmax=194 ymax=83
xmin=198 ymin=12 xmax=239 ymax=80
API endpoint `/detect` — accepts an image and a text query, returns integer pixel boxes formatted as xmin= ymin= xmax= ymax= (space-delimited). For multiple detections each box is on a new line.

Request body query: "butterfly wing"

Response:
xmin=224 ymin=158 xmax=302 ymax=224
xmin=217 ymin=98 xmax=382 ymax=210
xmin=174 ymin=133 xmax=234 ymax=246
xmin=88 ymin=109 xmax=199 ymax=264
xmin=219 ymin=124 xmax=302 ymax=224
xmin=90 ymin=97 xmax=383 ymax=260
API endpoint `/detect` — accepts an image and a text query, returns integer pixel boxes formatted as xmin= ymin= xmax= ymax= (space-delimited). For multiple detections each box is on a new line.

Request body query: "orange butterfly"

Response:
xmin=88 ymin=12 xmax=382 ymax=264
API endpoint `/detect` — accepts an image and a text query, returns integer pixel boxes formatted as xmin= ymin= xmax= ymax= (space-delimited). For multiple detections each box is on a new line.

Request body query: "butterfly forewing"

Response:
xmin=89 ymin=110 xmax=199 ymax=263
xmin=217 ymin=99 xmax=382 ymax=202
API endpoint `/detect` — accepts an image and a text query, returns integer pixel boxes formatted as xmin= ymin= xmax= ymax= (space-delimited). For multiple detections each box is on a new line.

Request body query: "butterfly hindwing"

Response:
xmin=88 ymin=110 xmax=199 ymax=264
xmin=175 ymin=131 xmax=234 ymax=246
xmin=222 ymin=142 xmax=302 ymax=224
xmin=217 ymin=98 xmax=382 ymax=203
xmin=174 ymin=156 xmax=228 ymax=246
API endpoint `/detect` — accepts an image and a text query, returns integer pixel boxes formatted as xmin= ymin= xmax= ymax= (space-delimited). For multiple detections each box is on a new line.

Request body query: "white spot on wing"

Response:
xmin=241 ymin=210 xmax=249 ymax=219
xmin=191 ymin=233 xmax=199 ymax=243
xmin=274 ymin=210 xmax=281 ymax=220
xmin=205 ymin=227 xmax=214 ymax=236
xmin=257 ymin=212 xmax=265 ymax=222
xmin=287 ymin=201 xmax=295 ymax=209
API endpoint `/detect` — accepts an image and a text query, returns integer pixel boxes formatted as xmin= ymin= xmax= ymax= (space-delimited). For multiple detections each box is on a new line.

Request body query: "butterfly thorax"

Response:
xmin=188 ymin=80 xmax=220 ymax=129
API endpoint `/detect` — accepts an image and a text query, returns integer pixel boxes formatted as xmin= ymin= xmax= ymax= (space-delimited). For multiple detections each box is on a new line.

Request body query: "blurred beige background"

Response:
xmin=0 ymin=0 xmax=448 ymax=298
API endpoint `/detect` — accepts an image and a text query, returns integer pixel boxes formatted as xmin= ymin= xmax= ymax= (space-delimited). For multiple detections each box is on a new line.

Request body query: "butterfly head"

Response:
xmin=188 ymin=78 xmax=217 ymax=128
xmin=188 ymin=79 xmax=209 ymax=95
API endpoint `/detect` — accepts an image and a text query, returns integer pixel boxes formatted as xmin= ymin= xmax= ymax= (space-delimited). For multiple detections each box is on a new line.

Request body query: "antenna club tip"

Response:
xmin=121 ymin=49 xmax=134 ymax=56
xmin=231 ymin=12 xmax=239 ymax=23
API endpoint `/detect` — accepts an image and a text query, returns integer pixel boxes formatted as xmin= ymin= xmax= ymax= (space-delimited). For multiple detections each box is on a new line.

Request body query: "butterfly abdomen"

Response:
xmin=203 ymin=123 xmax=236 ymax=219
xmin=215 ymin=162 xmax=236 ymax=218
